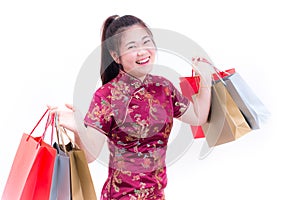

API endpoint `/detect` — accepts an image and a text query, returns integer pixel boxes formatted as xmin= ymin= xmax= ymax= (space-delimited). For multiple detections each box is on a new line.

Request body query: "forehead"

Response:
xmin=121 ymin=25 xmax=151 ymax=43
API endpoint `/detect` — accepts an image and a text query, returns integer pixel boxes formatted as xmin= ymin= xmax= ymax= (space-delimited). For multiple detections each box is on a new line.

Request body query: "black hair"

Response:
xmin=100 ymin=15 xmax=153 ymax=85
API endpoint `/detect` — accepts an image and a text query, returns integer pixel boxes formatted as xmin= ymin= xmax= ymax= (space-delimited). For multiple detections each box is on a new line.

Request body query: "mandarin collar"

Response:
xmin=117 ymin=70 xmax=152 ymax=92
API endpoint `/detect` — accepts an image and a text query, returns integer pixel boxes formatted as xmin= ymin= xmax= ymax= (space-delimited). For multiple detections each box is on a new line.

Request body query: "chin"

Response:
xmin=140 ymin=63 xmax=153 ymax=74
xmin=131 ymin=64 xmax=153 ymax=78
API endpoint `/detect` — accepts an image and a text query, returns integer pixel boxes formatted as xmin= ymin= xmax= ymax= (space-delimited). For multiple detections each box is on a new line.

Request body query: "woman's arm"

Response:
xmin=49 ymin=104 xmax=106 ymax=163
xmin=178 ymin=58 xmax=213 ymax=126
xmin=179 ymin=86 xmax=211 ymax=126
xmin=74 ymin=126 xmax=106 ymax=163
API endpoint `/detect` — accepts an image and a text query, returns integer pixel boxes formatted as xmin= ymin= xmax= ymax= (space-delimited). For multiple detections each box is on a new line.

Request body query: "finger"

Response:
xmin=65 ymin=103 xmax=75 ymax=111
xmin=46 ymin=105 xmax=58 ymax=117
xmin=46 ymin=104 xmax=58 ymax=110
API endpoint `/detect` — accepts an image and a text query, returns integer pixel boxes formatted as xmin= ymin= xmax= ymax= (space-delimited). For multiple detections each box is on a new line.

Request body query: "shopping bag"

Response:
xmin=179 ymin=71 xmax=205 ymax=138
xmin=50 ymin=114 xmax=71 ymax=200
xmin=212 ymin=68 xmax=235 ymax=81
xmin=212 ymin=67 xmax=270 ymax=129
xmin=223 ymin=72 xmax=271 ymax=129
xmin=57 ymin=126 xmax=97 ymax=200
xmin=202 ymin=81 xmax=252 ymax=147
xmin=2 ymin=109 xmax=57 ymax=200
xmin=179 ymin=72 xmax=201 ymax=101
xmin=49 ymin=142 xmax=71 ymax=200
xmin=68 ymin=146 xmax=97 ymax=200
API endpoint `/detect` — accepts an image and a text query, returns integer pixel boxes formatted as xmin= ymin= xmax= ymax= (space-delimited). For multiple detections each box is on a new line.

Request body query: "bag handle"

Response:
xmin=54 ymin=113 xmax=69 ymax=153
xmin=54 ymin=113 xmax=80 ymax=149
xmin=27 ymin=108 xmax=55 ymax=148
xmin=60 ymin=126 xmax=80 ymax=149
xmin=28 ymin=108 xmax=54 ymax=138
xmin=192 ymin=57 xmax=213 ymax=66
xmin=55 ymin=125 xmax=68 ymax=153
xmin=191 ymin=57 xmax=213 ymax=91
xmin=29 ymin=108 xmax=49 ymax=136
xmin=193 ymin=57 xmax=227 ymax=85
xmin=214 ymin=67 xmax=232 ymax=77
xmin=213 ymin=67 xmax=226 ymax=83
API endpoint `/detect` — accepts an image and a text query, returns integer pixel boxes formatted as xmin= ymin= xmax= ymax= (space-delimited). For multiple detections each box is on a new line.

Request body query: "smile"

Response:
xmin=136 ymin=57 xmax=150 ymax=65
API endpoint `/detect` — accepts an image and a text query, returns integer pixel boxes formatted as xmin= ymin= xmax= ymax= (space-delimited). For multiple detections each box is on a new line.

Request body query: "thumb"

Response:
xmin=65 ymin=103 xmax=75 ymax=111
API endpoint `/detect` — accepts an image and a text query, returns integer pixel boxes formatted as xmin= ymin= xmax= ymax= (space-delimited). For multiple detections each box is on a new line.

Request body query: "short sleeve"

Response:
xmin=171 ymin=82 xmax=190 ymax=118
xmin=84 ymin=92 xmax=113 ymax=137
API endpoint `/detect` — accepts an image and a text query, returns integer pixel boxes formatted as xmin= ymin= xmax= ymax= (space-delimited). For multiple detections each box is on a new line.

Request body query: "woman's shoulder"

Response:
xmin=93 ymin=82 xmax=114 ymax=99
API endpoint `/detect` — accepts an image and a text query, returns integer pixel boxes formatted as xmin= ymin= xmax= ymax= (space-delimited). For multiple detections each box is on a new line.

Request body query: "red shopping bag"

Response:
xmin=212 ymin=68 xmax=235 ymax=81
xmin=2 ymin=109 xmax=57 ymax=200
xmin=190 ymin=125 xmax=205 ymax=139
xmin=179 ymin=74 xmax=200 ymax=102
xmin=179 ymin=70 xmax=205 ymax=138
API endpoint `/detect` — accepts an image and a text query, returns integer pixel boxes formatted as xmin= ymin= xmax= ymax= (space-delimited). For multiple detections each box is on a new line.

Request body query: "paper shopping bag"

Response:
xmin=212 ymin=68 xmax=235 ymax=81
xmin=179 ymin=75 xmax=201 ymax=101
xmin=223 ymin=72 xmax=271 ymax=129
xmin=2 ymin=109 xmax=56 ymax=200
xmin=190 ymin=125 xmax=205 ymax=138
xmin=54 ymin=118 xmax=96 ymax=200
xmin=66 ymin=143 xmax=97 ymax=200
xmin=49 ymin=142 xmax=71 ymax=200
xmin=179 ymin=74 xmax=205 ymax=138
xmin=202 ymin=81 xmax=252 ymax=147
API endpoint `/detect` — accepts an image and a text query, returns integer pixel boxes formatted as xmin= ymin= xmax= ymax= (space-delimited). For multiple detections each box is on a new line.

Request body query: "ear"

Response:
xmin=110 ymin=51 xmax=120 ymax=64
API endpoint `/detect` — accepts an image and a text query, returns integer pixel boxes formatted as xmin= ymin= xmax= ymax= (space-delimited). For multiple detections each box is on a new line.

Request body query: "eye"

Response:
xmin=128 ymin=45 xmax=136 ymax=50
xmin=144 ymin=39 xmax=151 ymax=44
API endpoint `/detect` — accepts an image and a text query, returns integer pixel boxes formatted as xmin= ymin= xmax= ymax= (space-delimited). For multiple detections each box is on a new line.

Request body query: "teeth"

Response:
xmin=136 ymin=57 xmax=149 ymax=64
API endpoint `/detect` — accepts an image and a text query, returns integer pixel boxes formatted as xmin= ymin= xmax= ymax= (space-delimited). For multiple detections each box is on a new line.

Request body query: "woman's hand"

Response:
xmin=47 ymin=104 xmax=105 ymax=163
xmin=192 ymin=57 xmax=214 ymax=87
xmin=47 ymin=104 xmax=78 ymax=134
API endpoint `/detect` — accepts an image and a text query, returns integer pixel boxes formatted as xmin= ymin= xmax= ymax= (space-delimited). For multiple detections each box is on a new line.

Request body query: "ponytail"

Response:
xmin=100 ymin=15 xmax=153 ymax=85
xmin=100 ymin=15 xmax=122 ymax=85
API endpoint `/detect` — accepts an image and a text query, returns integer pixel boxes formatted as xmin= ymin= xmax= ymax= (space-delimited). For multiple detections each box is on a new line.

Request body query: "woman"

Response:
xmin=51 ymin=15 xmax=211 ymax=200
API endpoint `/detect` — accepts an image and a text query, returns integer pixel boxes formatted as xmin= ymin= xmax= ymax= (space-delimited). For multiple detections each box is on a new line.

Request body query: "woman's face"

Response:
xmin=115 ymin=24 xmax=156 ymax=80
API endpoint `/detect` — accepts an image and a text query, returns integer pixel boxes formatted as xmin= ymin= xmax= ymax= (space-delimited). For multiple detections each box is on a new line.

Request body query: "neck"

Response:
xmin=122 ymin=70 xmax=147 ymax=83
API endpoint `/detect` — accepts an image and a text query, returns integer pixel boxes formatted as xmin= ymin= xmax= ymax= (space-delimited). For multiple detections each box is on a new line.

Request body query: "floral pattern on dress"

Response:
xmin=84 ymin=70 xmax=189 ymax=199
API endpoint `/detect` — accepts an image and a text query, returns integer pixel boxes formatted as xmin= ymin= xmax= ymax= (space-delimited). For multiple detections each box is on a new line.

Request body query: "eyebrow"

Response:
xmin=125 ymin=35 xmax=151 ymax=47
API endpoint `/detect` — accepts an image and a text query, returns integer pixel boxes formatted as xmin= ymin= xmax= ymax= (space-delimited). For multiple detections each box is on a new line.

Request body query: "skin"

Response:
xmin=49 ymin=24 xmax=211 ymax=163
xmin=111 ymin=24 xmax=156 ymax=82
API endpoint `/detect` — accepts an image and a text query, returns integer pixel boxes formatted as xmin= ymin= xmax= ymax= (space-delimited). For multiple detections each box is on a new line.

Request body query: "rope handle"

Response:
xmin=54 ymin=113 xmax=80 ymax=149
xmin=53 ymin=113 xmax=68 ymax=153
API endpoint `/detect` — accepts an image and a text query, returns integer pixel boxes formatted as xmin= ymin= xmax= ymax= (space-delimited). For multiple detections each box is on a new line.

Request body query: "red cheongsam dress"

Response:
xmin=84 ymin=70 xmax=189 ymax=200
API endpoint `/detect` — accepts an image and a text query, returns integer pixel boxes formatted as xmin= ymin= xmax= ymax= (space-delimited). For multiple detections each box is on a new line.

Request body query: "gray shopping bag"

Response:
xmin=224 ymin=72 xmax=271 ymax=129
xmin=49 ymin=142 xmax=71 ymax=200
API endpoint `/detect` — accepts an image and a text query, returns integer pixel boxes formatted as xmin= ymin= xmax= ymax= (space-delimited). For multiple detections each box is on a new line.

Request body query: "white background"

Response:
xmin=1 ymin=0 xmax=299 ymax=199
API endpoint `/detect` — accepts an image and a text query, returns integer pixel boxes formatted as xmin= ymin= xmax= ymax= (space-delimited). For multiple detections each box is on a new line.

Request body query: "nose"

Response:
xmin=137 ymin=48 xmax=147 ymax=56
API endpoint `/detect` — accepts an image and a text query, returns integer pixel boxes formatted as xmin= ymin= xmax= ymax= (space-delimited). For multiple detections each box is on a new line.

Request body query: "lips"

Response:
xmin=136 ymin=57 xmax=150 ymax=65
